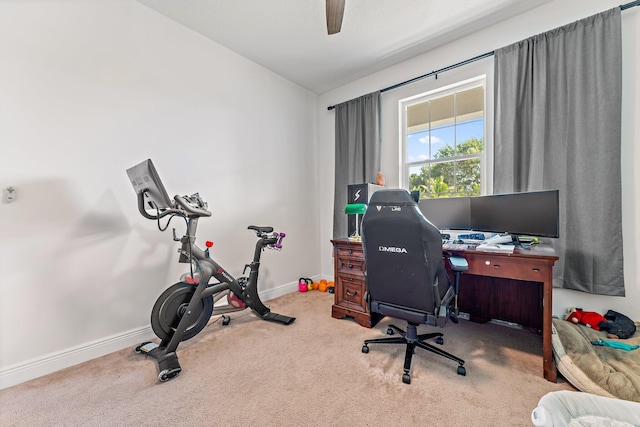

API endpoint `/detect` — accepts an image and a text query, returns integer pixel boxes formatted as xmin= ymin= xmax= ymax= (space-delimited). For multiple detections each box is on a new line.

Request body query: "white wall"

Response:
xmin=318 ymin=0 xmax=640 ymax=319
xmin=0 ymin=0 xmax=320 ymax=388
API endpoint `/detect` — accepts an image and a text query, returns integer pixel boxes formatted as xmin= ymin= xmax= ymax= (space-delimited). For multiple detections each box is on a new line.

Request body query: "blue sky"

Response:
xmin=406 ymin=117 xmax=483 ymax=163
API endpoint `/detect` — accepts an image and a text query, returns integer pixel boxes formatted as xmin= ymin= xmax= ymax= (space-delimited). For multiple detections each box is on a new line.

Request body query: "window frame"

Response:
xmin=399 ymin=75 xmax=490 ymax=197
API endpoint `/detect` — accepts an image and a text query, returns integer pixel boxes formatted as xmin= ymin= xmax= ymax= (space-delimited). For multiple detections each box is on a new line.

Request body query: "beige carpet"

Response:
xmin=0 ymin=291 xmax=573 ymax=426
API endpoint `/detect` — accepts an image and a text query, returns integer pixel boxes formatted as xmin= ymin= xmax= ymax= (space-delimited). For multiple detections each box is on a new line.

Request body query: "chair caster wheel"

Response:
xmin=402 ymin=373 xmax=411 ymax=384
xmin=457 ymin=366 xmax=466 ymax=376
xmin=435 ymin=337 xmax=444 ymax=345
xmin=386 ymin=327 xmax=394 ymax=335
xmin=222 ymin=315 xmax=230 ymax=326
xmin=362 ymin=345 xmax=369 ymax=353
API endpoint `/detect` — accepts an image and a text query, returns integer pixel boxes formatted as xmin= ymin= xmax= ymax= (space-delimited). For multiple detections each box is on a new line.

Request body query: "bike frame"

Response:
xmin=168 ymin=218 xmax=277 ymax=338
xmin=134 ymin=190 xmax=293 ymax=381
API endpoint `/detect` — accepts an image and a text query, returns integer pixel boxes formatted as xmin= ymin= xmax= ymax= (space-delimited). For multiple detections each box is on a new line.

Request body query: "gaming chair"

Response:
xmin=360 ymin=188 xmax=467 ymax=384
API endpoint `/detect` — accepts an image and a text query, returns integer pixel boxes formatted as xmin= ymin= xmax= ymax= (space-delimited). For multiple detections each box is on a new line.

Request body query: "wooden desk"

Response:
xmin=444 ymin=243 xmax=559 ymax=382
xmin=330 ymin=238 xmax=559 ymax=382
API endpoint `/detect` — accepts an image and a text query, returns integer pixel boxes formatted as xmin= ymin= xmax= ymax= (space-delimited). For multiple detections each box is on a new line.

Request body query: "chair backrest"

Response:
xmin=361 ymin=189 xmax=446 ymax=322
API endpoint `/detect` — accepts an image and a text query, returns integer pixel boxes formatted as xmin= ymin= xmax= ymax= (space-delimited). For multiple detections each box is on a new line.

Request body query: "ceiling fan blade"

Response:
xmin=326 ymin=0 xmax=345 ymax=35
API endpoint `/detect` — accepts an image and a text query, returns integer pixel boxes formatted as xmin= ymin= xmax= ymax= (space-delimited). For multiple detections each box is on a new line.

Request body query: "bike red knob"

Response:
xmin=205 ymin=241 xmax=214 ymax=248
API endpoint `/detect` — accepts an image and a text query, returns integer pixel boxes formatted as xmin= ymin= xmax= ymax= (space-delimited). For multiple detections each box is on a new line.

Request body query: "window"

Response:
xmin=401 ymin=77 xmax=485 ymax=198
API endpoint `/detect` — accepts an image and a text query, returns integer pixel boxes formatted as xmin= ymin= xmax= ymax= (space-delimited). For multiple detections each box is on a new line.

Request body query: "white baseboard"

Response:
xmin=260 ymin=280 xmax=299 ymax=301
xmin=0 ymin=281 xmax=301 ymax=390
xmin=0 ymin=326 xmax=155 ymax=390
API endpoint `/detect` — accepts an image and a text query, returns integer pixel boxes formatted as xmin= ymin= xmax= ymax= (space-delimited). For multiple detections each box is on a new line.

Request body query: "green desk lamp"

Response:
xmin=345 ymin=203 xmax=367 ymax=241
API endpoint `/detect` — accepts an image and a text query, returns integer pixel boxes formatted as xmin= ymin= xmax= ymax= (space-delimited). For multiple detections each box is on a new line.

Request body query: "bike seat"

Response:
xmin=248 ymin=225 xmax=274 ymax=233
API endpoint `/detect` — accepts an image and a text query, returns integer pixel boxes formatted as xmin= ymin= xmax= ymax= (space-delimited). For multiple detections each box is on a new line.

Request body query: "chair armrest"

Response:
xmin=448 ymin=256 xmax=468 ymax=272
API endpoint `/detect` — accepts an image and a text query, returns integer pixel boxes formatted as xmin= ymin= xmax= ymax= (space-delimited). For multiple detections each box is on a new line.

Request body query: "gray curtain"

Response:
xmin=333 ymin=91 xmax=381 ymax=239
xmin=494 ymin=8 xmax=623 ymax=296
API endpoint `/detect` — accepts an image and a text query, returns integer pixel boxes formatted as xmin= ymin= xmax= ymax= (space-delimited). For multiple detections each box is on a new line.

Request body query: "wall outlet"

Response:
xmin=3 ymin=186 xmax=16 ymax=203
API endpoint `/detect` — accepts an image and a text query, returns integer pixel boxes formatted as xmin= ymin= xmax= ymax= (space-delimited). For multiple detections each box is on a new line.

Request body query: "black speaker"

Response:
xmin=347 ymin=183 xmax=384 ymax=237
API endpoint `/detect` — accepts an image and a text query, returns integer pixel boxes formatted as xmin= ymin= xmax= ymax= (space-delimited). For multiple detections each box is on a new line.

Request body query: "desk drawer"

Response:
xmin=336 ymin=245 xmax=363 ymax=259
xmin=336 ymin=276 xmax=366 ymax=312
xmin=336 ymin=256 xmax=365 ymax=277
xmin=466 ymin=255 xmax=549 ymax=282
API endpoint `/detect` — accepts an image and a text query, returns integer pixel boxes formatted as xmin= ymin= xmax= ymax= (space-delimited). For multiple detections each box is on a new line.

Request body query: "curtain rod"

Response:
xmin=327 ymin=0 xmax=640 ymax=111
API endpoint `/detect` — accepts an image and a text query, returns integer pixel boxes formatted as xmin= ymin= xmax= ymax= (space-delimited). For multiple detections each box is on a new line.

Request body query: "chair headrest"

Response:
xmin=369 ymin=189 xmax=416 ymax=207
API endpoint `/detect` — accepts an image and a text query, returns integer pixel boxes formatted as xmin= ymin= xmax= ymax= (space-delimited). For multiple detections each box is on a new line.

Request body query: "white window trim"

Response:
xmin=398 ymin=74 xmax=493 ymax=196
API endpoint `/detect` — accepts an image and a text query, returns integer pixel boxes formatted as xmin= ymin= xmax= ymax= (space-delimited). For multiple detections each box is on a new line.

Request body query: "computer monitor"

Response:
xmin=126 ymin=159 xmax=173 ymax=211
xmin=418 ymin=196 xmax=472 ymax=231
xmin=470 ymin=190 xmax=559 ymax=238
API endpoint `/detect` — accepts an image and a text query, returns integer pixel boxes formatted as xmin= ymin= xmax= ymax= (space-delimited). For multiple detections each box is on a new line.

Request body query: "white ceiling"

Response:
xmin=137 ymin=0 xmax=550 ymax=94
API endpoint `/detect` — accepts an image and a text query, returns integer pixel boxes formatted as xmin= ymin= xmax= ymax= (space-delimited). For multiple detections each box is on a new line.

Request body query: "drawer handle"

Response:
xmin=532 ymin=268 xmax=540 ymax=272
xmin=493 ymin=264 xmax=500 ymax=269
xmin=346 ymin=290 xmax=358 ymax=297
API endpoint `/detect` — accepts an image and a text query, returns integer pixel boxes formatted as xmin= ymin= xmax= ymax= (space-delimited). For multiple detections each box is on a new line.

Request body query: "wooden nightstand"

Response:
xmin=330 ymin=239 xmax=380 ymax=328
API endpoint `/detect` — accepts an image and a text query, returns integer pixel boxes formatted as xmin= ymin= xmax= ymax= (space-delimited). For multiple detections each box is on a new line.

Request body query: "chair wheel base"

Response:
xmin=362 ymin=322 xmax=466 ymax=384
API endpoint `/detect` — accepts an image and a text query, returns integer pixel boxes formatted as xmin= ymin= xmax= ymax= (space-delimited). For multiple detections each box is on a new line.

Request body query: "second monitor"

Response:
xmin=418 ymin=196 xmax=471 ymax=231
xmin=419 ymin=190 xmax=559 ymax=238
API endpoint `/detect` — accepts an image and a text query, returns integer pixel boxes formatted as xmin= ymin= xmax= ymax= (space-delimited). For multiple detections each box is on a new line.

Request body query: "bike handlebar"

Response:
xmin=137 ymin=192 xmax=180 ymax=220
xmin=137 ymin=191 xmax=211 ymax=220
xmin=174 ymin=194 xmax=212 ymax=218
xmin=137 ymin=190 xmax=284 ymax=249
xmin=269 ymin=232 xmax=286 ymax=250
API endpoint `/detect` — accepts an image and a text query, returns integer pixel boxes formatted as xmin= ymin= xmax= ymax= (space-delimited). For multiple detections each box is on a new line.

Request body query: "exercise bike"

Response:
xmin=126 ymin=159 xmax=295 ymax=382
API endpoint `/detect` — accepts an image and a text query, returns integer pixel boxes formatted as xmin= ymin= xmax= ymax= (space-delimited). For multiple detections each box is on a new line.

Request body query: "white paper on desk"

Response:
xmin=476 ymin=243 xmax=515 ymax=254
